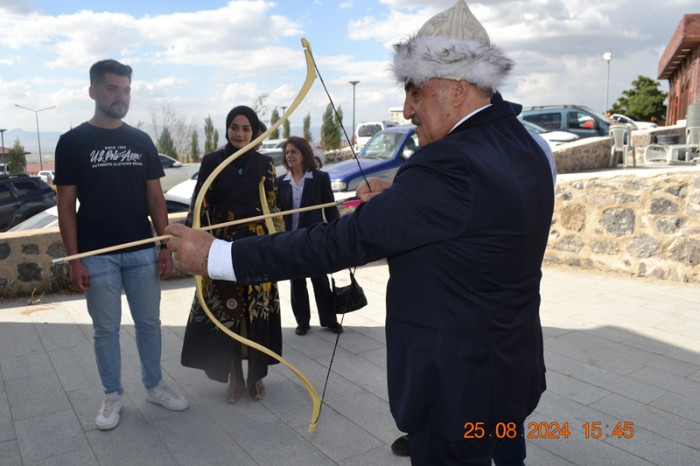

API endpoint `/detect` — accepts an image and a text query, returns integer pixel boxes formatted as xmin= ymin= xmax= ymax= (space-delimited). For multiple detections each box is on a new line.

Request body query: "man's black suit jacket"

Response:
xmin=231 ymin=94 xmax=554 ymax=442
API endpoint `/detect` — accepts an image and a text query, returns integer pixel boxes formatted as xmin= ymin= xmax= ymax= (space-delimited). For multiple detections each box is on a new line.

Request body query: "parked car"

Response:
xmin=520 ymin=105 xmax=615 ymax=139
xmin=520 ymin=120 xmax=580 ymax=147
xmin=163 ymin=178 xmax=196 ymax=213
xmin=354 ymin=120 xmax=396 ymax=151
xmin=8 ymin=205 xmax=60 ymax=231
xmin=327 ymin=125 xmax=418 ymax=198
xmin=259 ymin=139 xmax=325 ymax=168
xmin=37 ymin=170 xmax=55 ymax=184
xmin=159 ymin=154 xmax=200 ymax=192
xmin=0 ymin=173 xmax=57 ymax=231
xmin=610 ymin=114 xmax=658 ymax=130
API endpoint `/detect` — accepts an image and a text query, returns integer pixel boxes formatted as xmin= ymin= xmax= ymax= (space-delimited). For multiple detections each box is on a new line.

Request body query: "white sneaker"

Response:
xmin=146 ymin=381 xmax=189 ymax=411
xmin=96 ymin=392 xmax=122 ymax=430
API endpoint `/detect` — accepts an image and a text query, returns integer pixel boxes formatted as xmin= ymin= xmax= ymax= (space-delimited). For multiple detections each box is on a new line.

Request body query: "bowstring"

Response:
xmin=308 ymin=57 xmax=370 ymax=191
xmin=307 ymin=55 xmax=372 ymax=414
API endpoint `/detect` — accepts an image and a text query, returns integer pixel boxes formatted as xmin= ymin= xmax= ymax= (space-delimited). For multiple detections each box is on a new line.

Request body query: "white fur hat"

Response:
xmin=391 ymin=0 xmax=513 ymax=92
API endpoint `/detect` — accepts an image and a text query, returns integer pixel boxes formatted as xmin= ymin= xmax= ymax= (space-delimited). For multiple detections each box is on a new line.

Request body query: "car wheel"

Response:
xmin=315 ymin=157 xmax=322 ymax=169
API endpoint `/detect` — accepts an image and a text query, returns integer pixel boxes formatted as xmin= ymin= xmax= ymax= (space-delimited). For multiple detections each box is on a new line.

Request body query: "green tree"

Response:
xmin=335 ymin=105 xmax=344 ymax=147
xmin=252 ymin=93 xmax=269 ymax=123
xmin=158 ymin=127 xmax=177 ymax=158
xmin=8 ymin=138 xmax=26 ymax=174
xmin=320 ymin=104 xmax=342 ymax=150
xmin=269 ymin=108 xmax=281 ymax=139
xmin=303 ymin=113 xmax=312 ymax=141
xmin=282 ymin=118 xmax=291 ymax=139
xmin=609 ymin=75 xmax=667 ymax=122
xmin=189 ymin=128 xmax=201 ymax=162
xmin=204 ymin=115 xmax=217 ymax=154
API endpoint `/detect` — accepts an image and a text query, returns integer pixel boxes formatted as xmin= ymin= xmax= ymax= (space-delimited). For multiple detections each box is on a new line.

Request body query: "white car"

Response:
xmin=164 ymin=178 xmax=196 ymax=213
xmin=521 ymin=120 xmax=580 ymax=148
xmin=611 ymin=114 xmax=658 ymax=130
xmin=159 ymin=154 xmax=200 ymax=192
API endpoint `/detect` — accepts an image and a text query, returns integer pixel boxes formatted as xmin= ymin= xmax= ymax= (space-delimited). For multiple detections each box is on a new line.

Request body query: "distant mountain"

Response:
xmin=1 ymin=128 xmax=61 ymax=163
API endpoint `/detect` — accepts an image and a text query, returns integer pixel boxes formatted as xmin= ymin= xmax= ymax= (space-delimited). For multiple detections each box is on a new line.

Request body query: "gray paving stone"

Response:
xmin=338 ymin=445 xmax=407 ymax=465
xmin=326 ymin=389 xmax=403 ymax=445
xmin=0 ymin=322 xmax=44 ymax=360
xmin=151 ymin=409 xmax=256 ymax=466
xmin=291 ymin=410 xmax=384 ymax=463
xmin=0 ymin=351 xmax=53 ymax=382
xmin=232 ymin=419 xmax=335 ymax=466
xmin=592 ymin=393 xmax=700 ymax=454
xmin=628 ymin=366 xmax=700 ymax=403
xmin=47 ymin=343 xmax=101 ymax=392
xmin=29 ymin=449 xmax=99 ymax=465
xmin=85 ymin=416 xmax=176 ymax=466
xmin=545 ymin=370 xmax=611 ymax=406
xmin=0 ymin=391 xmax=16 ymax=442
xmin=14 ymin=409 xmax=88 ymax=464
xmin=0 ymin=439 xmax=22 ymax=466
xmin=5 ymin=374 xmax=71 ymax=422
xmin=1 ymin=266 xmax=700 ymax=465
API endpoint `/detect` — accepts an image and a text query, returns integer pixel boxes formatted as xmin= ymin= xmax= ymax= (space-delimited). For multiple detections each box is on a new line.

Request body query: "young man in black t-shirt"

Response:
xmin=55 ymin=59 xmax=188 ymax=431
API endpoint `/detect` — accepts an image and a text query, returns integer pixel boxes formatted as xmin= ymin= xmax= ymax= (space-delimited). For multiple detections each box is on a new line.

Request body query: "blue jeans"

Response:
xmin=83 ymin=248 xmax=162 ymax=395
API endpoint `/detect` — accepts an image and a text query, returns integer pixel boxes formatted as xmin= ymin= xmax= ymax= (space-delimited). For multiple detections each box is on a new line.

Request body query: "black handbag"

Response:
xmin=331 ymin=269 xmax=368 ymax=314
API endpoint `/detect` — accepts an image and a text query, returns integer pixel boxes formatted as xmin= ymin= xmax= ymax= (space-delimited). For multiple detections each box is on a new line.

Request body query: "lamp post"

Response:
xmin=349 ymin=80 xmax=359 ymax=148
xmin=15 ymin=104 xmax=56 ymax=171
xmin=0 ymin=128 xmax=6 ymax=174
xmin=602 ymin=51 xmax=613 ymax=113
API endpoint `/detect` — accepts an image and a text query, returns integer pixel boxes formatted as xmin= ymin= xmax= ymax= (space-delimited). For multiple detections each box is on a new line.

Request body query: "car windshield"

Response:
xmin=8 ymin=207 xmax=58 ymax=231
xmin=359 ymin=132 xmax=405 ymax=160
xmin=521 ymin=120 xmax=547 ymax=134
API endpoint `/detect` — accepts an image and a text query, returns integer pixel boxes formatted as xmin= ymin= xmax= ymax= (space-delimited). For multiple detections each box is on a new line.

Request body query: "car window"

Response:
xmin=13 ymin=180 xmax=39 ymax=196
xmin=568 ymin=111 xmax=596 ymax=130
xmin=0 ymin=184 xmax=12 ymax=202
xmin=524 ymin=113 xmax=561 ymax=130
xmin=358 ymin=124 xmax=382 ymax=137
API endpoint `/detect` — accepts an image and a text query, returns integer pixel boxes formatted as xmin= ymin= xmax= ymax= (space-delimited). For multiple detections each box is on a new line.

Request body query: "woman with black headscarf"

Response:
xmin=180 ymin=105 xmax=284 ymax=403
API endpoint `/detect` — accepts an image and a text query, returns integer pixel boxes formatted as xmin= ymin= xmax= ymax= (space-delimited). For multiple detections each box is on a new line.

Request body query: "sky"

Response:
xmin=0 ymin=0 xmax=696 ymax=154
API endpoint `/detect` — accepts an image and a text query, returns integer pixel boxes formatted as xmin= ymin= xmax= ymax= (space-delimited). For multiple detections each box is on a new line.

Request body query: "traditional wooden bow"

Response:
xmin=191 ymin=38 xmax=322 ymax=433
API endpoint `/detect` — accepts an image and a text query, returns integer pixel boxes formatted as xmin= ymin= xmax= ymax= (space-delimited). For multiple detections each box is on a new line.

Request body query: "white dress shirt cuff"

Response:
xmin=208 ymin=238 xmax=236 ymax=281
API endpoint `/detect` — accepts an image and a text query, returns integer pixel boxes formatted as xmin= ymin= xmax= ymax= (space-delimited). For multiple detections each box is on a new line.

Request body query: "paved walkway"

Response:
xmin=1 ymin=263 xmax=699 ymax=465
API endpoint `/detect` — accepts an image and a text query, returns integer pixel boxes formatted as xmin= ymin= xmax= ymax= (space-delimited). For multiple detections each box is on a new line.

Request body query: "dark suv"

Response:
xmin=520 ymin=105 xmax=614 ymax=139
xmin=0 ymin=174 xmax=57 ymax=232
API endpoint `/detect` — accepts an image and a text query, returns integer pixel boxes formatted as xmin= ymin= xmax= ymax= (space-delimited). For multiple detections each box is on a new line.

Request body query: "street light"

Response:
xmin=0 ymin=128 xmax=6 ymax=174
xmin=15 ymin=104 xmax=56 ymax=171
xmin=602 ymin=51 xmax=613 ymax=113
xmin=349 ymin=80 xmax=359 ymax=148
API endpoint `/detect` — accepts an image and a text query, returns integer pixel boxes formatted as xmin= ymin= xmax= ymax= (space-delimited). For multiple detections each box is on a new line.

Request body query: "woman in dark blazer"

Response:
xmin=277 ymin=136 xmax=342 ymax=335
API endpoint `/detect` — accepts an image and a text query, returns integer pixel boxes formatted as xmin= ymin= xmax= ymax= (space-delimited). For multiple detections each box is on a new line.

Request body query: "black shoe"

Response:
xmin=391 ymin=434 xmax=410 ymax=456
xmin=327 ymin=324 xmax=344 ymax=334
xmin=295 ymin=325 xmax=310 ymax=336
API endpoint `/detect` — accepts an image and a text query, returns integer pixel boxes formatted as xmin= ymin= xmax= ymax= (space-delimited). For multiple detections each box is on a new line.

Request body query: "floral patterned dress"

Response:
xmin=180 ymin=145 xmax=285 ymax=383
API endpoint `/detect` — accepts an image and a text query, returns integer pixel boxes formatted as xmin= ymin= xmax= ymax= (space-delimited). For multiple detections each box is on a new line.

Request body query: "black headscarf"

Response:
xmin=225 ymin=105 xmax=260 ymax=145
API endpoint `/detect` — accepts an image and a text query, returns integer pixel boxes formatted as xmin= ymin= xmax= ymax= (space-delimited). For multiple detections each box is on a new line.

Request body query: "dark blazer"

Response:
xmin=277 ymin=169 xmax=339 ymax=230
xmin=231 ymin=94 xmax=554 ymax=443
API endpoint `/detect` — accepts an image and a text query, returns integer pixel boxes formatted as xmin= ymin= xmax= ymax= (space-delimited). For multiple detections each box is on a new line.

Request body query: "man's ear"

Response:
xmin=452 ymin=80 xmax=469 ymax=107
xmin=88 ymin=85 xmax=96 ymax=100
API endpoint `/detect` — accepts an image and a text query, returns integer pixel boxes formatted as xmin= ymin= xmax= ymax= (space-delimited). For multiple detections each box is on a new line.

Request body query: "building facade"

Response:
xmin=658 ymin=14 xmax=700 ymax=125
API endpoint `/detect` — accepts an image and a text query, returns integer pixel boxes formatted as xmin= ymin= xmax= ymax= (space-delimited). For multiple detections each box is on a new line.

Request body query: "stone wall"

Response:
xmin=547 ymin=168 xmax=700 ymax=282
xmin=0 ymin=213 xmax=190 ymax=299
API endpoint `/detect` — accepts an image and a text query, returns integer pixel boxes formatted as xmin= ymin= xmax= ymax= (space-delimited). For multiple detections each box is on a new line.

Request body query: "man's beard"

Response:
xmin=100 ymin=101 xmax=129 ymax=119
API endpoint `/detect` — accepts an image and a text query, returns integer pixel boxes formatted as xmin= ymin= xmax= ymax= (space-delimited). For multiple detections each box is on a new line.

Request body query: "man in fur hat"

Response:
xmin=166 ymin=1 xmax=554 ymax=463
